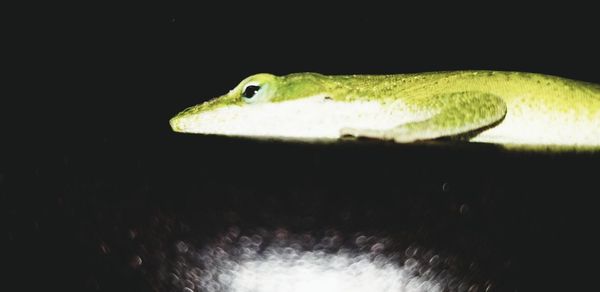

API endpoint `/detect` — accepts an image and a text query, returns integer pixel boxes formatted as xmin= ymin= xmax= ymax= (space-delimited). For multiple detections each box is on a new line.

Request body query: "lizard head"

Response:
xmin=169 ymin=72 xmax=342 ymax=140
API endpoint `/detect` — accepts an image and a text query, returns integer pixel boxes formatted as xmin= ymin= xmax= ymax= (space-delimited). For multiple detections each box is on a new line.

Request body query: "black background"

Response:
xmin=3 ymin=3 xmax=600 ymax=292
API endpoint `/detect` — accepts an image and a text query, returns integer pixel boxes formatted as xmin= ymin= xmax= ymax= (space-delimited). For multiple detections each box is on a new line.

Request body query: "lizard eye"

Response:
xmin=242 ymin=85 xmax=261 ymax=99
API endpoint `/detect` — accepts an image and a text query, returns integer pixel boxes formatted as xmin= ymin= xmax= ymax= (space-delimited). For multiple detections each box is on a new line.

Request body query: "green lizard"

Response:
xmin=169 ymin=71 xmax=600 ymax=151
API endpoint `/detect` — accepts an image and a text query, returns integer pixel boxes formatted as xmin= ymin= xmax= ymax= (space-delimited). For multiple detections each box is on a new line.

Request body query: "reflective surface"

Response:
xmin=4 ymin=136 xmax=599 ymax=291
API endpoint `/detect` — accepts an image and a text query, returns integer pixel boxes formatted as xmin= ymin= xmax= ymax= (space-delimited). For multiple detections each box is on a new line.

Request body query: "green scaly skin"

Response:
xmin=170 ymin=71 xmax=600 ymax=152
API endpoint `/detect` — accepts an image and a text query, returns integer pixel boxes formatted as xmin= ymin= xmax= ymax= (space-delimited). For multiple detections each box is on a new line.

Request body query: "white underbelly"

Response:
xmin=471 ymin=107 xmax=600 ymax=146
xmin=180 ymin=96 xmax=599 ymax=146
xmin=182 ymin=96 xmax=430 ymax=139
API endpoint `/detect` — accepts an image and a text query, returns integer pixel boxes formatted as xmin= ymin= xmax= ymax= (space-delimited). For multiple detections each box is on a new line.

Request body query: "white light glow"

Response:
xmin=228 ymin=250 xmax=441 ymax=292
xmin=171 ymin=230 xmax=466 ymax=292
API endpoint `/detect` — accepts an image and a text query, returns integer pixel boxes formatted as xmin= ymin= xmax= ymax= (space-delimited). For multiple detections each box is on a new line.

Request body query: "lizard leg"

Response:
xmin=340 ymin=91 xmax=507 ymax=143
